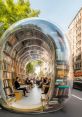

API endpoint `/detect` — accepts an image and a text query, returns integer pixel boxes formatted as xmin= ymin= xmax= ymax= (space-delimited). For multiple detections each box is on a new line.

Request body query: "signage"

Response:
xmin=74 ymin=71 xmax=82 ymax=77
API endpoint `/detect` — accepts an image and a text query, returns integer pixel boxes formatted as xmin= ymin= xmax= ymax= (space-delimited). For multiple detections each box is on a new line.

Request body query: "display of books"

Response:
xmin=3 ymin=72 xmax=7 ymax=79
xmin=7 ymin=73 xmax=11 ymax=79
xmin=4 ymin=87 xmax=12 ymax=97
xmin=3 ymin=79 xmax=9 ymax=88
xmin=8 ymin=35 xmax=17 ymax=46
xmin=0 ymin=61 xmax=1 ymax=70
xmin=4 ymin=42 xmax=12 ymax=53
xmin=3 ymin=62 xmax=7 ymax=70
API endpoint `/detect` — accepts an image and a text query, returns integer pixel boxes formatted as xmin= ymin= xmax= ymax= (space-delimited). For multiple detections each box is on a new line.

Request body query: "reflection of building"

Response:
xmin=0 ymin=19 xmax=71 ymax=112
xmin=68 ymin=8 xmax=82 ymax=78
xmin=56 ymin=60 xmax=69 ymax=78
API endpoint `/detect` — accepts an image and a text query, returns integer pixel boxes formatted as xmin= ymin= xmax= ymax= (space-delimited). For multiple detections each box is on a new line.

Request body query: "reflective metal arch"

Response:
xmin=0 ymin=18 xmax=72 ymax=113
xmin=19 ymin=52 xmax=49 ymax=64
xmin=16 ymin=45 xmax=50 ymax=57
xmin=10 ymin=28 xmax=53 ymax=53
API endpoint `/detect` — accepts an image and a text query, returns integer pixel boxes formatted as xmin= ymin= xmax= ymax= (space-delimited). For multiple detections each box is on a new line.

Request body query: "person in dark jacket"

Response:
xmin=43 ymin=78 xmax=51 ymax=94
xmin=14 ymin=77 xmax=28 ymax=96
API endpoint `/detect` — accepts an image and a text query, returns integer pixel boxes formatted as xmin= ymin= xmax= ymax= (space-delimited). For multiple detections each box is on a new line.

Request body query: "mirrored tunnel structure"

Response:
xmin=0 ymin=18 xmax=72 ymax=113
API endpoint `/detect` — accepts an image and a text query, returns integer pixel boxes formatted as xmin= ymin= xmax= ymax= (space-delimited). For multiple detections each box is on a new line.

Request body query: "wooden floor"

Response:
xmin=11 ymin=84 xmax=43 ymax=109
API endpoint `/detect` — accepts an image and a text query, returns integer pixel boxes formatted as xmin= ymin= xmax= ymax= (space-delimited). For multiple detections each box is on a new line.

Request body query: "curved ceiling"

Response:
xmin=3 ymin=27 xmax=54 ymax=65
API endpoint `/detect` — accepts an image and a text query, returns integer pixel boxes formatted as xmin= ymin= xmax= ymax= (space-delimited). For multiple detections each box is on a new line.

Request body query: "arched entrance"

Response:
xmin=0 ymin=18 xmax=72 ymax=113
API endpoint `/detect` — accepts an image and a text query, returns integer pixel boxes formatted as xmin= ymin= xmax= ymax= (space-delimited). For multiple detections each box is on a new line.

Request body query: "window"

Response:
xmin=75 ymin=62 xmax=81 ymax=70
xmin=76 ymin=40 xmax=81 ymax=48
xmin=76 ymin=54 xmax=81 ymax=61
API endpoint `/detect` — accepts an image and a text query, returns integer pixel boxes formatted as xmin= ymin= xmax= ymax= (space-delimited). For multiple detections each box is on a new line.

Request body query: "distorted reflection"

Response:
xmin=0 ymin=18 xmax=72 ymax=113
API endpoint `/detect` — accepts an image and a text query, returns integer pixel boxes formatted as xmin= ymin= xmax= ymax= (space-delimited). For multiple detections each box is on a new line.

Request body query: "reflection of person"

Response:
xmin=25 ymin=77 xmax=33 ymax=87
xmin=38 ymin=77 xmax=44 ymax=88
xmin=36 ymin=77 xmax=40 ymax=85
xmin=42 ymin=78 xmax=51 ymax=94
xmin=25 ymin=77 xmax=30 ymax=85
xmin=14 ymin=77 xmax=28 ymax=96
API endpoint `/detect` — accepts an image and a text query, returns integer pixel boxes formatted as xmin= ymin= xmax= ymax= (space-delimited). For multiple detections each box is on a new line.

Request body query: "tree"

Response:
xmin=26 ymin=62 xmax=34 ymax=74
xmin=26 ymin=60 xmax=43 ymax=74
xmin=0 ymin=0 xmax=40 ymax=37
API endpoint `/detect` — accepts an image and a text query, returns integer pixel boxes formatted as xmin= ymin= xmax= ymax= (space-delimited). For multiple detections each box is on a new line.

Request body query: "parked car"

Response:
xmin=73 ymin=78 xmax=82 ymax=90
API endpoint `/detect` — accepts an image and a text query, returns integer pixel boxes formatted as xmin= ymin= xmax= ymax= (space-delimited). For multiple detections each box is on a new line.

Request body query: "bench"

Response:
xmin=14 ymin=90 xmax=23 ymax=101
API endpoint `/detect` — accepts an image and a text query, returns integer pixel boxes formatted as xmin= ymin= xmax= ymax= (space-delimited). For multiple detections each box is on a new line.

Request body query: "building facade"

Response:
xmin=68 ymin=8 xmax=82 ymax=78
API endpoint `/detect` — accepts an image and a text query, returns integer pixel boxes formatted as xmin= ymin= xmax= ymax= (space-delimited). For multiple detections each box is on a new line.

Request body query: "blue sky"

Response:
xmin=30 ymin=0 xmax=82 ymax=32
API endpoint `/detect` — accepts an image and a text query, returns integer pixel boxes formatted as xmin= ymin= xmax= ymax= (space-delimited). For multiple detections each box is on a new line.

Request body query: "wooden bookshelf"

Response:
xmin=2 ymin=54 xmax=15 ymax=98
xmin=2 ymin=52 xmax=26 ymax=99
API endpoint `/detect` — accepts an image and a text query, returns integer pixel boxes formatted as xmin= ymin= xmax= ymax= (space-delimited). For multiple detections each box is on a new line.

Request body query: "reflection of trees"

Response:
xmin=26 ymin=62 xmax=34 ymax=74
xmin=0 ymin=0 xmax=40 ymax=37
xmin=26 ymin=60 xmax=43 ymax=74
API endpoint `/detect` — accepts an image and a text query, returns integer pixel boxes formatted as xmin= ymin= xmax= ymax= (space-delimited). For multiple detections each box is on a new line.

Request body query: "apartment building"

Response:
xmin=68 ymin=8 xmax=82 ymax=77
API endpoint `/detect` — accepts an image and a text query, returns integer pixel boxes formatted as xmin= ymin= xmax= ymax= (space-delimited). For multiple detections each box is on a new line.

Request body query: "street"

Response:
xmin=0 ymin=89 xmax=82 ymax=117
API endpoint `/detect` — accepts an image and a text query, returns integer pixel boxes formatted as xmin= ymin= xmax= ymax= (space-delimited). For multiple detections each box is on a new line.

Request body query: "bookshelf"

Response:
xmin=0 ymin=61 xmax=2 ymax=70
xmin=2 ymin=54 xmax=15 ymax=99
xmin=2 ymin=50 xmax=26 ymax=99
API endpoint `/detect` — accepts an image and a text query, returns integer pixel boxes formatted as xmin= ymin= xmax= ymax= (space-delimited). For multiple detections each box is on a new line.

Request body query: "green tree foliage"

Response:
xmin=26 ymin=60 xmax=43 ymax=74
xmin=26 ymin=62 xmax=34 ymax=74
xmin=0 ymin=0 xmax=40 ymax=37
